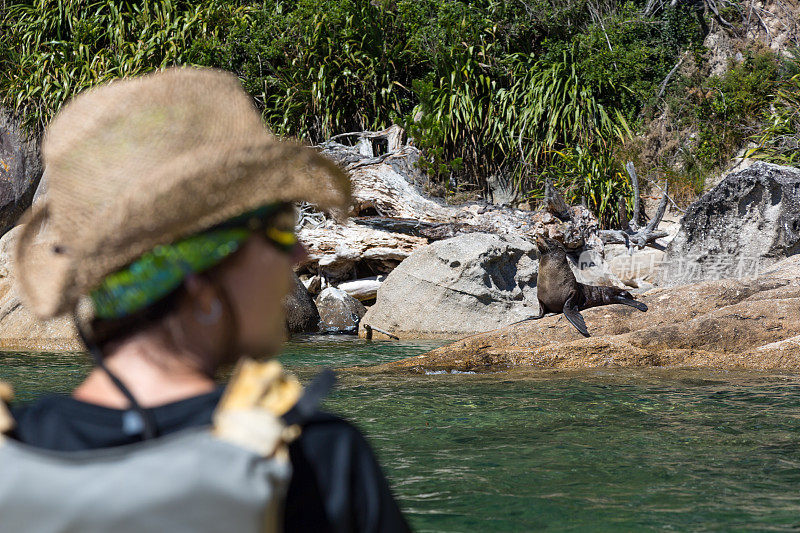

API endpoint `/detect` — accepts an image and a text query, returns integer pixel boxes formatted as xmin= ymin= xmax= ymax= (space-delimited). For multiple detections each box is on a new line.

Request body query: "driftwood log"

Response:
xmin=298 ymin=221 xmax=426 ymax=281
xmin=534 ymin=178 xmax=603 ymax=253
xmin=543 ymin=177 xmax=571 ymax=220
xmin=300 ymin=127 xmax=544 ymax=283
xmin=598 ymin=162 xmax=669 ymax=250
xmin=299 ymin=126 xmax=607 ymax=286
xmin=337 ymin=276 xmax=385 ymax=302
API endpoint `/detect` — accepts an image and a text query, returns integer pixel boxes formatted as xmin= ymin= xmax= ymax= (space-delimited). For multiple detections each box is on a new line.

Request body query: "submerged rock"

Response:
xmin=316 ymin=287 xmax=366 ymax=333
xmin=359 ymin=233 xmax=539 ymax=339
xmin=368 ymin=254 xmax=800 ymax=372
xmin=662 ymin=162 xmax=800 ymax=286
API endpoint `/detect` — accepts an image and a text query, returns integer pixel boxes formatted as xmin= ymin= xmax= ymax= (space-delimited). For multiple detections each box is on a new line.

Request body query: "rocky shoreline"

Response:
xmin=358 ymin=161 xmax=800 ymax=373
xmin=362 ymin=254 xmax=800 ymax=373
xmin=4 ymin=114 xmax=800 ymax=373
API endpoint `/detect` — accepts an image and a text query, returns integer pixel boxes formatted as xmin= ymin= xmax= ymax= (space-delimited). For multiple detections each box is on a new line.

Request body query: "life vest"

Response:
xmin=0 ymin=359 xmax=310 ymax=533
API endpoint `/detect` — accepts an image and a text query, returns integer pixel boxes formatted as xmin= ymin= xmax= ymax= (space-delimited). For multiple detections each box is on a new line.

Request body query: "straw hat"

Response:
xmin=15 ymin=67 xmax=350 ymax=319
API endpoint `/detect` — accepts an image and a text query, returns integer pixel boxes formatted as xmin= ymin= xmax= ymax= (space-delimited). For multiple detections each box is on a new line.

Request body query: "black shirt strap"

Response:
xmin=282 ymin=368 xmax=335 ymax=427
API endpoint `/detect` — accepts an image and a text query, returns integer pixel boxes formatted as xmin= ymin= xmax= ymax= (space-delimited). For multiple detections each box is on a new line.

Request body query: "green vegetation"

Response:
xmin=0 ymin=0 xmax=239 ymax=132
xmin=0 ymin=0 xmax=791 ymax=227
xmin=647 ymin=46 xmax=787 ymax=200
xmin=694 ymin=50 xmax=781 ymax=169
xmin=749 ymin=52 xmax=800 ymax=166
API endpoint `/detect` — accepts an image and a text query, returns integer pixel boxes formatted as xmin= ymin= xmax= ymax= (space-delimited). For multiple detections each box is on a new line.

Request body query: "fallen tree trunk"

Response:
xmin=337 ymin=276 xmax=385 ymax=301
xmin=300 ymin=126 xmax=605 ymax=284
xmin=598 ymin=162 xmax=670 ymax=250
xmin=298 ymin=220 xmax=426 ymax=282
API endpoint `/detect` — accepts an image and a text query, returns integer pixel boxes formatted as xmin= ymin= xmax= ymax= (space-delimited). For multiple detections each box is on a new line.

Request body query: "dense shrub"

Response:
xmin=748 ymin=52 xmax=800 ymax=166
xmin=190 ymin=1 xmax=416 ymax=142
xmin=0 ymin=0 xmax=237 ymax=132
xmin=0 ymin=0 xmax=771 ymax=227
xmin=693 ymin=50 xmax=781 ymax=170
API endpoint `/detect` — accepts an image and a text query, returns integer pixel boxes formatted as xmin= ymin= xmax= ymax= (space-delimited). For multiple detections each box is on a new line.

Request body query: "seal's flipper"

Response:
xmin=615 ymin=297 xmax=648 ymax=312
xmin=509 ymin=304 xmax=546 ymax=326
xmin=563 ymin=294 xmax=590 ymax=337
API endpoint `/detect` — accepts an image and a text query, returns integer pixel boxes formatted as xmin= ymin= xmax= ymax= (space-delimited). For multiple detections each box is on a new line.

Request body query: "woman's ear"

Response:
xmin=175 ymin=272 xmax=239 ymax=366
xmin=183 ymin=273 xmax=206 ymax=298
xmin=183 ymin=274 xmax=218 ymax=319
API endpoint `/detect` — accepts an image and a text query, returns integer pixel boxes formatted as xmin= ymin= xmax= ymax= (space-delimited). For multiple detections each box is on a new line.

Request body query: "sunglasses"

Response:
xmin=240 ymin=205 xmax=299 ymax=254
xmin=257 ymin=224 xmax=299 ymax=253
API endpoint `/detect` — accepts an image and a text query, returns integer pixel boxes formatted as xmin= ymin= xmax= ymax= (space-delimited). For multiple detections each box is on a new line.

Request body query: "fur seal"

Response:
xmin=516 ymin=236 xmax=647 ymax=337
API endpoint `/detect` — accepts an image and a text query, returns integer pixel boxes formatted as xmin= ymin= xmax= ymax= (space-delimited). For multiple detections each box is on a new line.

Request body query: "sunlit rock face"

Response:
xmin=662 ymin=162 xmax=800 ymax=286
xmin=0 ymin=228 xmax=78 ymax=351
xmin=369 ymin=255 xmax=800 ymax=373
xmin=0 ymin=232 xmax=324 ymax=348
xmin=359 ymin=233 xmax=539 ymax=339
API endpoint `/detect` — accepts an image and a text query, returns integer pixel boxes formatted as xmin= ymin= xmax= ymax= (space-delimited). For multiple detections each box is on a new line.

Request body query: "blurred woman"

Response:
xmin=2 ymin=67 xmax=409 ymax=532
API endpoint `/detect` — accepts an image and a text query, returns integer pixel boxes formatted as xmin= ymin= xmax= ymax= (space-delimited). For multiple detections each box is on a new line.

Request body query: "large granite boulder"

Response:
xmin=0 ymin=108 xmax=43 ymax=235
xmin=358 ymin=233 xmax=539 ymax=339
xmin=662 ymin=162 xmax=800 ymax=286
xmin=284 ymin=273 xmax=320 ymax=333
xmin=368 ymin=254 xmax=800 ymax=373
xmin=316 ymin=287 xmax=366 ymax=333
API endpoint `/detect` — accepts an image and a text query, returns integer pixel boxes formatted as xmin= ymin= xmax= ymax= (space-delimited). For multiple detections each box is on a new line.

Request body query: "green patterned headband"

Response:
xmin=90 ymin=204 xmax=291 ymax=320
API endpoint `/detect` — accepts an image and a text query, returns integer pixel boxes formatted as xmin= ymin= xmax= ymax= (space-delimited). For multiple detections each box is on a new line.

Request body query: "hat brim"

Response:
xmin=14 ymin=204 xmax=74 ymax=319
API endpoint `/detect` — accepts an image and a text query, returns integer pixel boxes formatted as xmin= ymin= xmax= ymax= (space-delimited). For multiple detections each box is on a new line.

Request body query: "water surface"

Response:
xmin=3 ymin=338 xmax=800 ymax=531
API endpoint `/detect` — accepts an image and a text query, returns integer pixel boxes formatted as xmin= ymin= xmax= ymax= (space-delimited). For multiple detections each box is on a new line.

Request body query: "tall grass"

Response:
xmin=407 ymin=41 xmax=506 ymax=190
xmin=410 ymin=46 xmax=632 ymax=221
xmin=259 ymin=2 xmax=411 ymax=142
xmin=502 ymin=50 xmax=631 ymax=168
xmin=749 ymin=73 xmax=800 ymax=166
xmin=0 ymin=0 xmax=238 ymax=132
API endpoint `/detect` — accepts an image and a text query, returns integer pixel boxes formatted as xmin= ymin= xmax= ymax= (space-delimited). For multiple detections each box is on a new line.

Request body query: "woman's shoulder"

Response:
xmin=10 ymin=394 xmax=107 ymax=450
xmin=10 ymin=389 xmax=224 ymax=451
xmin=11 ymin=394 xmax=113 ymax=430
xmin=287 ymin=411 xmax=410 ymax=532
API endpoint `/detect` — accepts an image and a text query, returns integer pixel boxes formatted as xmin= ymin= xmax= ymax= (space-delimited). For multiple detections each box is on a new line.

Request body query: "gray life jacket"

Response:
xmin=0 ymin=359 xmax=306 ymax=533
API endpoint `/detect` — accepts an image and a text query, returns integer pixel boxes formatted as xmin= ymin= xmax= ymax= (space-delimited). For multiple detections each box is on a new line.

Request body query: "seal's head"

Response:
xmin=533 ymin=235 xmax=564 ymax=255
xmin=601 ymin=286 xmax=649 ymax=312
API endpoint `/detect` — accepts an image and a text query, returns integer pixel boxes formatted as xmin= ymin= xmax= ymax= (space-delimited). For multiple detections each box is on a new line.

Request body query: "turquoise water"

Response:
xmin=3 ymin=338 xmax=800 ymax=531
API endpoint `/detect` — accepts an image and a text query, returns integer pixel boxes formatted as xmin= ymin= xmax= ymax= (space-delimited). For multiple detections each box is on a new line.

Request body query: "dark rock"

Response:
xmin=0 ymin=108 xmax=43 ymax=235
xmin=316 ymin=287 xmax=366 ymax=333
xmin=284 ymin=273 xmax=320 ymax=333
xmin=662 ymin=162 xmax=800 ymax=285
